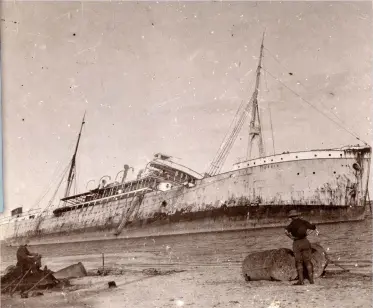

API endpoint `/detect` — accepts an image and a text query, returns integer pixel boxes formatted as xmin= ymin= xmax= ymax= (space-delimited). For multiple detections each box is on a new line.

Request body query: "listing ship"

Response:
xmin=0 ymin=36 xmax=371 ymax=245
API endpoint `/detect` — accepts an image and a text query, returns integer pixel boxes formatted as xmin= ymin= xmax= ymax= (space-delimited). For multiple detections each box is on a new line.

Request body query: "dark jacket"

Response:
xmin=16 ymin=245 xmax=32 ymax=263
xmin=285 ymin=218 xmax=316 ymax=240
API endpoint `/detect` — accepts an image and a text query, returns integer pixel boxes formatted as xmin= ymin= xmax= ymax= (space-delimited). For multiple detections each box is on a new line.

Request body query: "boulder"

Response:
xmin=242 ymin=243 xmax=329 ymax=282
xmin=242 ymin=248 xmax=296 ymax=281
xmin=310 ymin=243 xmax=329 ymax=277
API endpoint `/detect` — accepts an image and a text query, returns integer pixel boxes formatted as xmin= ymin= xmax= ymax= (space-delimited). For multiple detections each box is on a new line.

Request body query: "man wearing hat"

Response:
xmin=285 ymin=210 xmax=319 ymax=285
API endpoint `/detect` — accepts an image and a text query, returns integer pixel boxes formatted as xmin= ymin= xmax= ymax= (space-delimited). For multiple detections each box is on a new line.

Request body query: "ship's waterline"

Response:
xmin=8 ymin=206 xmax=367 ymax=246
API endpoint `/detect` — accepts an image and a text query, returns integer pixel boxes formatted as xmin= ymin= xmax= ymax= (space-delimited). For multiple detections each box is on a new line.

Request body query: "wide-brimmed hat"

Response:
xmin=288 ymin=210 xmax=300 ymax=218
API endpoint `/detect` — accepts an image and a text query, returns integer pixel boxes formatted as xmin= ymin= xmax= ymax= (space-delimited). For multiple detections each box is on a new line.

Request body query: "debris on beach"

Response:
xmin=1 ymin=263 xmax=59 ymax=295
xmin=30 ymin=291 xmax=44 ymax=297
xmin=1 ymin=258 xmax=89 ymax=298
xmin=108 ymin=281 xmax=117 ymax=288
xmin=86 ymin=266 xmax=186 ymax=277
xmin=94 ymin=266 xmax=126 ymax=276
xmin=53 ymin=262 xmax=88 ymax=280
xmin=242 ymin=243 xmax=328 ymax=282
xmin=142 ymin=268 xmax=186 ymax=276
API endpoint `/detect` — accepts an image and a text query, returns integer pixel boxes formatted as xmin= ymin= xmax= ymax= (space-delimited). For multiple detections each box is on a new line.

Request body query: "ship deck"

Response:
xmin=233 ymin=146 xmax=371 ymax=170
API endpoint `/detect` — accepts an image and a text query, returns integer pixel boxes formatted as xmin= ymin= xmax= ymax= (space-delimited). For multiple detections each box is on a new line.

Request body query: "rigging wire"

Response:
xmin=263 ymin=47 xmax=367 ymax=144
xmin=30 ymin=158 xmax=71 ymax=210
xmin=75 ymin=164 xmax=79 ymax=196
xmin=264 ymin=68 xmax=270 ymax=92
xmin=33 ymin=162 xmax=71 ymax=221
xmin=262 ymin=66 xmax=369 ymax=146
xmin=208 ymin=102 xmax=252 ymax=175
xmin=212 ymin=73 xmax=255 ymax=155
xmin=29 ymin=138 xmax=79 ymax=210
xmin=207 ymin=73 xmax=256 ymax=175
xmin=73 ymin=166 xmax=77 ymax=196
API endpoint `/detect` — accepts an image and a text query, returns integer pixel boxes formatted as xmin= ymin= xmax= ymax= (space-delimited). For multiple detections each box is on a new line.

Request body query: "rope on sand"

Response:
xmin=10 ymin=268 xmax=32 ymax=296
xmin=1 ymin=274 xmax=23 ymax=293
xmin=326 ymin=258 xmax=350 ymax=272
xmin=22 ymin=272 xmax=52 ymax=295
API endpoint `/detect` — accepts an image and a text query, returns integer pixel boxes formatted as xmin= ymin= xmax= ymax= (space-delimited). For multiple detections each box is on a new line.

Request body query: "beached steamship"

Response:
xmin=1 ymin=36 xmax=371 ymax=245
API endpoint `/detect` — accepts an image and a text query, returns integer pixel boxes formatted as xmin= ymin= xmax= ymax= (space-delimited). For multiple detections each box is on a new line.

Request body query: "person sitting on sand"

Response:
xmin=285 ymin=210 xmax=319 ymax=286
xmin=16 ymin=239 xmax=41 ymax=274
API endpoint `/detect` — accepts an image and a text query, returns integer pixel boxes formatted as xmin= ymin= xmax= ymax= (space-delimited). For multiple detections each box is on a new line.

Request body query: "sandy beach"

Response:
xmin=2 ymin=221 xmax=372 ymax=308
xmin=1 ymin=250 xmax=371 ymax=308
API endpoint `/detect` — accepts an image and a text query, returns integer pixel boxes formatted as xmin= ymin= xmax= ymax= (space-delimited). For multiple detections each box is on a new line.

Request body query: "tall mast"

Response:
xmin=64 ymin=113 xmax=86 ymax=198
xmin=205 ymin=33 xmax=267 ymax=176
xmin=247 ymin=32 xmax=265 ymax=160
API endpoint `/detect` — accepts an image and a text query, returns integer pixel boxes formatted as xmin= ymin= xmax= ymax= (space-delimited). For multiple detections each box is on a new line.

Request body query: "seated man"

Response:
xmin=16 ymin=239 xmax=41 ymax=274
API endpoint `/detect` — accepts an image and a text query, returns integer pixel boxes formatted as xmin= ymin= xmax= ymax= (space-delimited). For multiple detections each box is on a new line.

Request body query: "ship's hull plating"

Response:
xmin=2 ymin=148 xmax=371 ymax=245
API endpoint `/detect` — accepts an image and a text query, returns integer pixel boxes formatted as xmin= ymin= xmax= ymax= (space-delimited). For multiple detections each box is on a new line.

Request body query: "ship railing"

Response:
xmin=55 ymin=187 xmax=154 ymax=216
xmin=58 ymin=172 xmax=185 ymax=214
xmin=63 ymin=174 xmax=184 ymax=208
xmin=148 ymin=163 xmax=199 ymax=185
xmin=146 ymin=173 xmax=192 ymax=187
xmin=64 ymin=176 xmax=159 ymax=206
xmin=80 ymin=187 xmax=153 ymax=206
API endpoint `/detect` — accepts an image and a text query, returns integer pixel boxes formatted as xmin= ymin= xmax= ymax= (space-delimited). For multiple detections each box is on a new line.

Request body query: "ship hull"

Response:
xmin=5 ymin=204 xmax=367 ymax=246
xmin=2 ymin=147 xmax=371 ymax=246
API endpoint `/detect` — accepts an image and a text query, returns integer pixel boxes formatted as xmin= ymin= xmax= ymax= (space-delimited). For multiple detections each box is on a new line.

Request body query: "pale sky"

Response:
xmin=1 ymin=1 xmax=372 ymax=216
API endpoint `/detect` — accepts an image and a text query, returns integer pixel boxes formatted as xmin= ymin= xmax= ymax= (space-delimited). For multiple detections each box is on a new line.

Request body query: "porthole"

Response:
xmin=313 ymin=172 xmax=316 ymax=175
xmin=247 ymin=163 xmax=250 ymax=166
xmin=314 ymin=154 xmax=317 ymax=157
xmin=296 ymin=156 xmax=298 ymax=158
xmin=254 ymin=162 xmax=256 ymax=165
xmin=281 ymin=158 xmax=283 ymax=160
xmin=271 ymin=159 xmax=273 ymax=162
xmin=297 ymin=173 xmax=300 ymax=175
xmin=340 ymin=154 xmax=342 ymax=157
xmin=333 ymin=171 xmax=336 ymax=174
xmin=329 ymin=154 xmax=331 ymax=157
xmin=264 ymin=160 xmax=266 ymax=163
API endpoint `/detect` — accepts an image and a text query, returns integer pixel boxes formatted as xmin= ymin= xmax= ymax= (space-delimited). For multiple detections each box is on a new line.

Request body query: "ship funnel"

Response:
xmin=137 ymin=169 xmax=144 ymax=180
xmin=121 ymin=165 xmax=134 ymax=183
